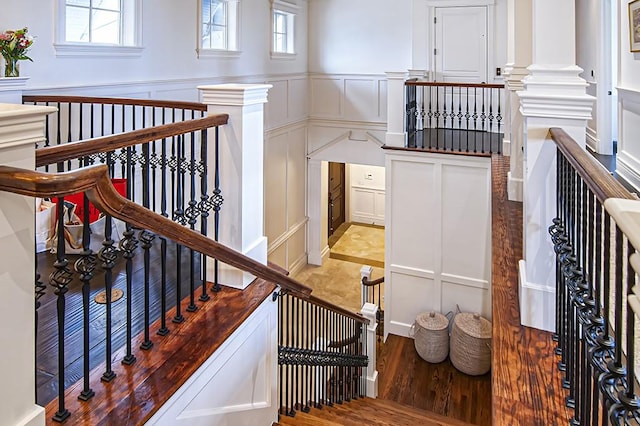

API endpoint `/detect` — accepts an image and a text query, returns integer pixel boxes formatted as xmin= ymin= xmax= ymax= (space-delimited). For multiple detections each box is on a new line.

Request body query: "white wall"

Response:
xmin=616 ymin=0 xmax=640 ymax=189
xmin=348 ymin=164 xmax=385 ymax=225
xmin=1 ymin=0 xmax=308 ymax=92
xmin=308 ymin=0 xmax=412 ymax=74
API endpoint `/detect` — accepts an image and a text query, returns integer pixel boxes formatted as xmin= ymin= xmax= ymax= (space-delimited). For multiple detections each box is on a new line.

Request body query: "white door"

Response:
xmin=434 ymin=7 xmax=487 ymax=83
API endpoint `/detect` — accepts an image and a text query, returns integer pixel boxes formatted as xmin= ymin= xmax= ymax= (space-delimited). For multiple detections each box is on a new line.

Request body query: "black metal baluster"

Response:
xmin=76 ymin=193 xmax=96 ymax=401
xmin=157 ymin=128 xmax=170 ymax=336
xmin=496 ymin=88 xmax=502 ymax=154
xmin=99 ymin=213 xmax=118 ymax=384
xmin=213 ymin=126 xmax=223 ymax=292
xmin=187 ymin=120 xmax=198 ymax=313
xmin=51 ymin=198 xmax=72 ymax=423
xmin=34 ymin=256 xmax=46 ymax=402
xmin=173 ymin=134 xmax=185 ymax=324
xmin=199 ymin=128 xmax=210 ymax=302
xmin=278 ymin=291 xmax=283 ymax=416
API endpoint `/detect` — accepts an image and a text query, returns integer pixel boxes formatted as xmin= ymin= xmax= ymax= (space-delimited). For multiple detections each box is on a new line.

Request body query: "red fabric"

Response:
xmin=52 ymin=178 xmax=127 ymax=223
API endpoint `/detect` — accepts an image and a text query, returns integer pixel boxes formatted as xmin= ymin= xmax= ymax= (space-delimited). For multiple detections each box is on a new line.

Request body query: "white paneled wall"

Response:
xmin=385 ymin=150 xmax=492 ymax=338
xmin=310 ymin=74 xmax=387 ymax=123
xmin=348 ymin=164 xmax=385 ymax=225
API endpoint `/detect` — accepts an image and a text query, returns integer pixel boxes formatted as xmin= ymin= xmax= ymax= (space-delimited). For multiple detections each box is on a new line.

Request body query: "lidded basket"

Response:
xmin=413 ymin=311 xmax=450 ymax=363
xmin=450 ymin=312 xmax=492 ymax=376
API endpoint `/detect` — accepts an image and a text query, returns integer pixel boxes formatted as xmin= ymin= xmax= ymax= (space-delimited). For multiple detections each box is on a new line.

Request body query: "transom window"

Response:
xmin=199 ymin=0 xmax=239 ymax=55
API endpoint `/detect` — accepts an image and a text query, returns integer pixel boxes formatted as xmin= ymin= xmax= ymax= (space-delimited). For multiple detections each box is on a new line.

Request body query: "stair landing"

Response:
xmin=276 ymin=397 xmax=474 ymax=426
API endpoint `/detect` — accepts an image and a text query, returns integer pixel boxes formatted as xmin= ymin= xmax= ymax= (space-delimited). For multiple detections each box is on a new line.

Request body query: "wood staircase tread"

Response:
xmin=277 ymin=397 xmax=475 ymax=426
xmin=44 ymin=277 xmax=277 ymax=425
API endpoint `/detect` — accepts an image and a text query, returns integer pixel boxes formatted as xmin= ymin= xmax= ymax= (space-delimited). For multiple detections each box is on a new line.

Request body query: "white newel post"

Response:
xmin=360 ymin=303 xmax=378 ymax=398
xmin=360 ymin=265 xmax=373 ymax=307
xmin=199 ymin=84 xmax=272 ymax=289
xmin=518 ymin=0 xmax=594 ymax=331
xmin=385 ymin=72 xmax=408 ymax=148
xmin=504 ymin=0 xmax=532 ymax=202
xmin=0 ymin=103 xmax=56 ymax=426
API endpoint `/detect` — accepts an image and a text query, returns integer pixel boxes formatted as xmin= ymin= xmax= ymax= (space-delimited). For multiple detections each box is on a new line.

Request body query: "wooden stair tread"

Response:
xmin=44 ymin=277 xmax=277 ymax=425
xmin=278 ymin=397 xmax=475 ymax=426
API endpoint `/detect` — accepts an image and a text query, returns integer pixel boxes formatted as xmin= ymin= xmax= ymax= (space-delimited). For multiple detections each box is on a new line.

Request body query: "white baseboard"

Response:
xmin=616 ymin=152 xmax=640 ymax=194
xmin=288 ymin=253 xmax=308 ymax=277
xmin=518 ymin=260 xmax=556 ymax=332
xmin=17 ymin=406 xmax=45 ymax=426
xmin=366 ymin=371 xmax=378 ymax=398
xmin=507 ymin=172 xmax=523 ymax=202
xmin=386 ymin=320 xmax=412 ymax=339
xmin=308 ymin=244 xmax=330 ymax=266
xmin=502 ymin=138 xmax=511 ymax=157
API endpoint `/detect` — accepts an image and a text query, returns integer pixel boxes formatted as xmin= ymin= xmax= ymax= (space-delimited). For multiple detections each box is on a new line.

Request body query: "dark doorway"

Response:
xmin=328 ymin=162 xmax=345 ymax=237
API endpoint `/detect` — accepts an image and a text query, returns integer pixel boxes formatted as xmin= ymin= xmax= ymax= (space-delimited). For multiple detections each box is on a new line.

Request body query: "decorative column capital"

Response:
xmin=198 ymin=84 xmax=273 ymax=106
xmin=0 ymin=103 xmax=56 ymax=149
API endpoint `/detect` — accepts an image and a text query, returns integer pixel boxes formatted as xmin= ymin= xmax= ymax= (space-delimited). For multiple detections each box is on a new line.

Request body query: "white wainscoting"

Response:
xmin=265 ymin=122 xmax=308 ymax=275
xmin=616 ymin=87 xmax=640 ymax=192
xmin=384 ymin=150 xmax=492 ymax=338
xmin=348 ymin=164 xmax=386 ymax=225
xmin=309 ymin=74 xmax=387 ymax=123
xmin=147 ymin=296 xmax=278 ymax=426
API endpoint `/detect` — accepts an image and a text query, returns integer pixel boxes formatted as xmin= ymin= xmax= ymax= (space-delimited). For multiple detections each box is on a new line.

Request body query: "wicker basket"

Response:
xmin=413 ymin=311 xmax=449 ymax=363
xmin=450 ymin=312 xmax=492 ymax=376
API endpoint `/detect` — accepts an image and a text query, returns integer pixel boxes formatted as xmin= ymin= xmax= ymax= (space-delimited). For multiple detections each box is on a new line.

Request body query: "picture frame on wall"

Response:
xmin=630 ymin=0 xmax=640 ymax=52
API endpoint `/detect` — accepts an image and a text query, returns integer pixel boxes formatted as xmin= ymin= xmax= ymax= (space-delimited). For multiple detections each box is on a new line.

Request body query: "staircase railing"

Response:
xmin=277 ymin=291 xmax=368 ymax=418
xmin=405 ymin=80 xmax=504 ymax=154
xmin=361 ymin=265 xmax=384 ymax=340
xmin=0 ymin=165 xmax=328 ymax=421
xmin=548 ymin=127 xmax=640 ymax=424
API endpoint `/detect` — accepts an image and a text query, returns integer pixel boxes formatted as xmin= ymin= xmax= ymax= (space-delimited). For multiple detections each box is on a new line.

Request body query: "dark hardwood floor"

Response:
xmin=490 ymin=155 xmax=570 ymax=425
xmin=377 ymin=335 xmax=491 ymax=426
xmin=36 ymin=240 xmax=199 ymax=406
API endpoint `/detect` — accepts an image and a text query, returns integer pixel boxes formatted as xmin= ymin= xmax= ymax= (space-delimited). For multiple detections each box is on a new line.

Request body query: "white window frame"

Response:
xmin=197 ymin=0 xmax=241 ymax=59
xmin=271 ymin=0 xmax=297 ymax=59
xmin=54 ymin=0 xmax=143 ymax=58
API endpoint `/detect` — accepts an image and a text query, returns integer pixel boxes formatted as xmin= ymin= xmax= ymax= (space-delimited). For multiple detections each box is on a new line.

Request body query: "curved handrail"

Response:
xmin=36 ymin=114 xmax=229 ymax=168
xmin=405 ymin=80 xmax=504 ymax=89
xmin=23 ymin=95 xmax=208 ymax=112
xmin=549 ymin=128 xmax=635 ymax=202
xmin=361 ymin=276 xmax=384 ymax=287
xmin=0 ymin=165 xmax=369 ymax=325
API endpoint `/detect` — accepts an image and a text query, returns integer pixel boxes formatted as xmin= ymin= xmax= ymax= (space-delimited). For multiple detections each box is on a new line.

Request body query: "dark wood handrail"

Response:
xmin=361 ymin=276 xmax=384 ymax=287
xmin=0 ymin=165 xmax=369 ymax=325
xmin=23 ymin=95 xmax=208 ymax=112
xmin=405 ymin=81 xmax=505 ymax=89
xmin=36 ymin=114 xmax=229 ymax=168
xmin=307 ymin=294 xmax=368 ymax=325
xmin=549 ymin=128 xmax=636 ymax=202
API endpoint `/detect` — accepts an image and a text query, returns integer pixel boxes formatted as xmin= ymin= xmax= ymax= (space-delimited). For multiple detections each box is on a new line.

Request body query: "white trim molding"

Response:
xmin=518 ymin=260 xmax=555 ymax=331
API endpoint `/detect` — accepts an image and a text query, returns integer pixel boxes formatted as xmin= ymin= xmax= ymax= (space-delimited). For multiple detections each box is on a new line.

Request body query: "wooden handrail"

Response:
xmin=23 ymin=95 xmax=208 ymax=112
xmin=36 ymin=114 xmax=229 ymax=168
xmin=0 ymin=165 xmax=370 ymax=325
xmin=405 ymin=81 xmax=505 ymax=89
xmin=549 ymin=128 xmax=635 ymax=202
xmin=361 ymin=276 xmax=384 ymax=287
xmin=307 ymin=294 xmax=368 ymax=325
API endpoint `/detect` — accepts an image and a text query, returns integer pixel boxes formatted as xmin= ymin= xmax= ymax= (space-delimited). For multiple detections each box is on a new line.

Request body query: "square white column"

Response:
xmin=199 ymin=84 xmax=272 ymax=290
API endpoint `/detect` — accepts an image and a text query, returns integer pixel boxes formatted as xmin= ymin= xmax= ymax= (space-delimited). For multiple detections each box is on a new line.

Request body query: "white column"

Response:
xmin=504 ymin=0 xmax=532 ymax=202
xmin=199 ymin=84 xmax=272 ymax=290
xmin=307 ymin=159 xmax=328 ymax=266
xmin=385 ymin=72 xmax=409 ymax=148
xmin=518 ymin=0 xmax=594 ymax=331
xmin=0 ymin=103 xmax=56 ymax=426
xmin=0 ymin=77 xmax=30 ymax=104
xmin=360 ymin=303 xmax=378 ymax=398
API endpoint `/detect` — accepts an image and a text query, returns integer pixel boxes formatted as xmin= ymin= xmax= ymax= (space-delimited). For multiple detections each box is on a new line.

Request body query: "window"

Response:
xmin=198 ymin=0 xmax=240 ymax=57
xmin=271 ymin=0 xmax=297 ymax=58
xmin=55 ymin=0 xmax=142 ymax=57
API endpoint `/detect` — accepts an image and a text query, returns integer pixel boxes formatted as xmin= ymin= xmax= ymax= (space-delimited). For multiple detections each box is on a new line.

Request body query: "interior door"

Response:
xmin=328 ymin=162 xmax=345 ymax=237
xmin=434 ymin=6 xmax=487 ymax=83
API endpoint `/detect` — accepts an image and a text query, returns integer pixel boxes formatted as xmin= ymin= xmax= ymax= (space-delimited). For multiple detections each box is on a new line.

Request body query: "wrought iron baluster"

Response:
xmin=51 ymin=198 xmax=72 ymax=423
xmin=76 ymin=192 xmax=96 ymax=401
xmin=199 ymin=128 xmax=210 ymax=302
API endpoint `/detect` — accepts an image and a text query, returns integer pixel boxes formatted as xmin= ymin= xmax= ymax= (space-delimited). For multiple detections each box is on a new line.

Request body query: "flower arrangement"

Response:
xmin=0 ymin=27 xmax=34 ymax=78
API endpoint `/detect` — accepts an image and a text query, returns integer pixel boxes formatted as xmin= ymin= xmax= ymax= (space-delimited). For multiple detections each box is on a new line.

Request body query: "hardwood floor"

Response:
xmin=490 ymin=155 xmax=571 ymax=425
xmin=36 ymin=241 xmax=198 ymax=406
xmin=377 ymin=335 xmax=491 ymax=426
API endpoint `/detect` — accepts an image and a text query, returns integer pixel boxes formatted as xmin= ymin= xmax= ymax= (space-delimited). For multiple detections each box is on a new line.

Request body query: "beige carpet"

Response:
xmin=330 ymin=223 xmax=385 ymax=268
